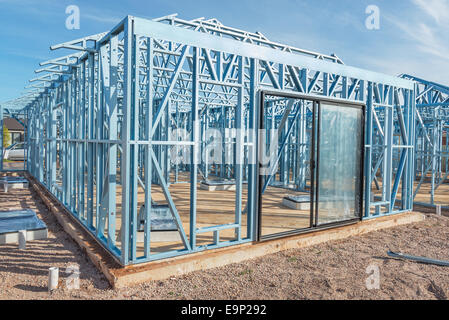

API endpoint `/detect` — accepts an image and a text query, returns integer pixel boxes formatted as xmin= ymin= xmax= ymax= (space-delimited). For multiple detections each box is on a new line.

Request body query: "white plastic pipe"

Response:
xmin=18 ymin=230 xmax=26 ymax=250
xmin=48 ymin=267 xmax=59 ymax=291
xmin=436 ymin=205 xmax=442 ymax=216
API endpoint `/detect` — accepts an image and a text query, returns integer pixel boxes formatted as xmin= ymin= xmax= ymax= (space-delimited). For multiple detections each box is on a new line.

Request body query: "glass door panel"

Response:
xmin=316 ymin=103 xmax=363 ymax=225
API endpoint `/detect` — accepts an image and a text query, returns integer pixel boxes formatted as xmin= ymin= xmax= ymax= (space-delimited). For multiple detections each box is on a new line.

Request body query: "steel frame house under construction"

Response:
xmin=1 ymin=13 xmax=436 ymax=266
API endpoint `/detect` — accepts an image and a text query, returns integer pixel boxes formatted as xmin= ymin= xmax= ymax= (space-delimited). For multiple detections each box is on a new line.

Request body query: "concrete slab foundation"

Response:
xmin=0 ymin=208 xmax=48 ymax=244
xmin=136 ymin=231 xmax=182 ymax=243
xmin=282 ymin=195 xmax=311 ymax=210
xmin=0 ymin=228 xmax=48 ymax=244
xmin=200 ymin=181 xmax=236 ymax=191
xmin=0 ymin=176 xmax=29 ymax=192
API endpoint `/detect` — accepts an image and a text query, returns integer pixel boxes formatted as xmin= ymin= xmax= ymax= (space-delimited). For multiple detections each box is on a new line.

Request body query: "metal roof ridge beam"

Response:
xmin=131 ymin=16 xmax=413 ymax=90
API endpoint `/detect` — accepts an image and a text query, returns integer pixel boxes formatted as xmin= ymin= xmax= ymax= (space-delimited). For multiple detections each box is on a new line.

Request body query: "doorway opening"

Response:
xmin=258 ymin=92 xmax=365 ymax=241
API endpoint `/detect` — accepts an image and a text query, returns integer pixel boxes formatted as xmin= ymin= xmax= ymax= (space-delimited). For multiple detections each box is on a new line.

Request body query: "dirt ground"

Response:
xmin=0 ymin=184 xmax=448 ymax=300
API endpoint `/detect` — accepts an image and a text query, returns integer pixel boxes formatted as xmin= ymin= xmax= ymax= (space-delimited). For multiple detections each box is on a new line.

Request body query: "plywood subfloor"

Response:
xmin=52 ymin=172 xmax=311 ymax=257
xmin=371 ymin=176 xmax=449 ymax=206
xmin=54 ymin=170 xmax=449 ymax=259
xmin=412 ymin=181 xmax=449 ymax=205
xmin=112 ymin=181 xmax=311 ymax=257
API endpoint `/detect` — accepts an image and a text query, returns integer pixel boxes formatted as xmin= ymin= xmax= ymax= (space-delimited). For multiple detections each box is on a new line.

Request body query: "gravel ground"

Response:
xmin=0 ymin=183 xmax=448 ymax=300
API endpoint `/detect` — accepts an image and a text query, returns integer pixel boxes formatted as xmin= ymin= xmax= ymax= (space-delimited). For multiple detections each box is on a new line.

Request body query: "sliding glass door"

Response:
xmin=315 ymin=102 xmax=364 ymax=225
xmin=258 ymin=92 xmax=364 ymax=241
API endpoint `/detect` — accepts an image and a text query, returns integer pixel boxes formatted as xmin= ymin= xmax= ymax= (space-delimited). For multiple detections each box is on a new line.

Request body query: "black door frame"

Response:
xmin=257 ymin=91 xmax=365 ymax=242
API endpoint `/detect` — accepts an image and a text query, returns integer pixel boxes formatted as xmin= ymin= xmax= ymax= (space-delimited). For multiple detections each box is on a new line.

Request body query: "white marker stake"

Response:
xmin=436 ymin=205 xmax=442 ymax=216
xmin=48 ymin=267 xmax=59 ymax=291
xmin=18 ymin=230 xmax=27 ymax=250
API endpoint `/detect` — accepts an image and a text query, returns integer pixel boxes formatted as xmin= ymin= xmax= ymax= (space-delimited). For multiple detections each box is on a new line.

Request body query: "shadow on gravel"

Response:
xmin=14 ymin=284 xmax=48 ymax=293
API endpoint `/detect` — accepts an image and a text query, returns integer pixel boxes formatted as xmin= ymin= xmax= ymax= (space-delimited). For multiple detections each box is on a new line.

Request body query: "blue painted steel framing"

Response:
xmin=1 ymin=14 xmax=417 ymax=265
xmin=400 ymin=74 xmax=449 ymax=207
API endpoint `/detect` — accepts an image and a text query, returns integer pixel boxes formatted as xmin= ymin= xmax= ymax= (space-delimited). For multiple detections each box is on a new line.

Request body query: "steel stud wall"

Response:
xmin=1 ymin=15 xmax=417 ymax=265
xmin=401 ymin=74 xmax=449 ymax=208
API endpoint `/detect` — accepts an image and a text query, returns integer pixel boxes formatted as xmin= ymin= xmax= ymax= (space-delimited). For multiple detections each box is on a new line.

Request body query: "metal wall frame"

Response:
xmin=401 ymin=74 xmax=449 ymax=208
xmin=1 ymin=15 xmax=415 ymax=266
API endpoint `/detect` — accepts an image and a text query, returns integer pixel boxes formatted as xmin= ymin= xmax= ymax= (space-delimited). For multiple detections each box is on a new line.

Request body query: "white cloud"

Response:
xmin=378 ymin=3 xmax=449 ymax=85
xmin=359 ymin=52 xmax=449 ymax=85
xmin=6 ymin=50 xmax=49 ymax=61
xmin=83 ymin=13 xmax=122 ymax=25
xmin=384 ymin=6 xmax=449 ymax=63
xmin=412 ymin=0 xmax=449 ymax=25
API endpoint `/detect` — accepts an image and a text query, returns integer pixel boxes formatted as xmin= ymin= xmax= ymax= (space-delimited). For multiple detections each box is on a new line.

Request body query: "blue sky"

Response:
xmin=0 ymin=0 xmax=448 ymax=102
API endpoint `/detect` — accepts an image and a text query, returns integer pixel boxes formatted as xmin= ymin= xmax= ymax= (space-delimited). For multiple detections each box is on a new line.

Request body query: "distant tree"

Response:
xmin=3 ymin=126 xmax=11 ymax=148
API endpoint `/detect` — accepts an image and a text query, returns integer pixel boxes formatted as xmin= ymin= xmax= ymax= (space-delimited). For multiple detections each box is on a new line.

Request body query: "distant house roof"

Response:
xmin=3 ymin=118 xmax=24 ymax=131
